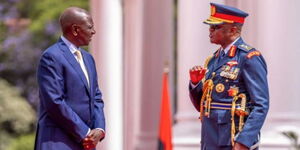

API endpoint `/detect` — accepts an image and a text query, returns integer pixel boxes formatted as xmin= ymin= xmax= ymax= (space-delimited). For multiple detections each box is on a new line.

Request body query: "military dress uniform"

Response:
xmin=189 ymin=3 xmax=269 ymax=150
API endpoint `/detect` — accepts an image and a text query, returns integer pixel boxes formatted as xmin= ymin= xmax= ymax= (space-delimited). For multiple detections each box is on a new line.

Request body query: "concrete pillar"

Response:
xmin=90 ymin=0 xmax=123 ymax=149
xmin=123 ymin=0 xmax=144 ymax=149
xmin=133 ymin=0 xmax=173 ymax=149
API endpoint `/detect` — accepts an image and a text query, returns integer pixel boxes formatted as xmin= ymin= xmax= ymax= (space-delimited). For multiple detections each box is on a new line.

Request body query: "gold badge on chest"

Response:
xmin=215 ymin=83 xmax=225 ymax=93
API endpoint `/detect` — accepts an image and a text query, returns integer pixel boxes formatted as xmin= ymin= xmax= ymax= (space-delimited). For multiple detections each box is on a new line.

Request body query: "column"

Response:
xmin=135 ymin=0 xmax=174 ymax=149
xmin=123 ymin=0 xmax=144 ymax=149
xmin=123 ymin=0 xmax=174 ymax=149
xmin=90 ymin=0 xmax=123 ymax=150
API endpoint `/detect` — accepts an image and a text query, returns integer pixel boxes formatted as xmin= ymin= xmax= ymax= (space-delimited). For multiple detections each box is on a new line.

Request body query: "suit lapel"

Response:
xmin=58 ymin=39 xmax=90 ymax=94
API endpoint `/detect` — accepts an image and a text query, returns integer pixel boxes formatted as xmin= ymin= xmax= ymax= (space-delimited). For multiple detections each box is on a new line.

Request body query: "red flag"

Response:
xmin=158 ymin=72 xmax=173 ymax=150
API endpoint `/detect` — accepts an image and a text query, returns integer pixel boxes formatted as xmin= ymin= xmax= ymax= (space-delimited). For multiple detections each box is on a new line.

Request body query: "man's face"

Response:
xmin=76 ymin=16 xmax=96 ymax=46
xmin=209 ymin=23 xmax=232 ymax=46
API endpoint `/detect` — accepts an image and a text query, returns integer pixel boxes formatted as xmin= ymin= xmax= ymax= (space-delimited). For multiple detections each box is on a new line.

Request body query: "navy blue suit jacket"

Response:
xmin=189 ymin=38 xmax=269 ymax=149
xmin=35 ymin=38 xmax=105 ymax=150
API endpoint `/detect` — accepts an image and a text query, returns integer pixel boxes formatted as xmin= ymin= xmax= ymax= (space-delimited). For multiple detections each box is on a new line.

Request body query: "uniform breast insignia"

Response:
xmin=226 ymin=60 xmax=238 ymax=67
xmin=220 ymin=60 xmax=240 ymax=80
xmin=247 ymin=50 xmax=261 ymax=59
xmin=215 ymin=83 xmax=225 ymax=93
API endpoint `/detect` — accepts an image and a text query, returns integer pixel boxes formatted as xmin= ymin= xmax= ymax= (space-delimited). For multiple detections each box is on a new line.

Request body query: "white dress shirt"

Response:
xmin=220 ymin=37 xmax=240 ymax=55
xmin=61 ymin=36 xmax=89 ymax=86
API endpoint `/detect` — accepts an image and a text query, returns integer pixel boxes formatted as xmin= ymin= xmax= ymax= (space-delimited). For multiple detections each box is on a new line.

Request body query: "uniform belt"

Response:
xmin=204 ymin=102 xmax=241 ymax=110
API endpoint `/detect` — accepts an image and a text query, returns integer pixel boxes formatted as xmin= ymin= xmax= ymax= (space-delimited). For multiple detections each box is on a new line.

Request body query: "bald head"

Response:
xmin=59 ymin=7 xmax=90 ymax=34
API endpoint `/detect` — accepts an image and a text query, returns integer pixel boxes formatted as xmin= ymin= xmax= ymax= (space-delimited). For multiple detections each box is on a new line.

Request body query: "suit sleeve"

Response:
xmin=235 ymin=54 xmax=269 ymax=148
xmin=189 ymin=82 xmax=204 ymax=112
xmin=37 ymin=53 xmax=89 ymax=143
xmin=91 ymin=58 xmax=106 ymax=130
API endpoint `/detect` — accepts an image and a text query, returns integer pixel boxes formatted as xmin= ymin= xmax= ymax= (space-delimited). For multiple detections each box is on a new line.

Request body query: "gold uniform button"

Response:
xmin=215 ymin=83 xmax=225 ymax=93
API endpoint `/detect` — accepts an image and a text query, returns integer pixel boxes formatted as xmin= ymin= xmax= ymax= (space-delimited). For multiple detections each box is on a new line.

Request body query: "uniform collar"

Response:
xmin=221 ymin=37 xmax=240 ymax=54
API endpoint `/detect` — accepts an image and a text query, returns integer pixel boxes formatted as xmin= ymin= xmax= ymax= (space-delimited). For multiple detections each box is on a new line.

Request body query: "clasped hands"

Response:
xmin=82 ymin=129 xmax=105 ymax=150
xmin=233 ymin=142 xmax=249 ymax=150
xmin=189 ymin=66 xmax=206 ymax=84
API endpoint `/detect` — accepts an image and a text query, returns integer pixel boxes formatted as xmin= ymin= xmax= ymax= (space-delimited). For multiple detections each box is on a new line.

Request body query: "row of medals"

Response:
xmin=215 ymin=65 xmax=239 ymax=93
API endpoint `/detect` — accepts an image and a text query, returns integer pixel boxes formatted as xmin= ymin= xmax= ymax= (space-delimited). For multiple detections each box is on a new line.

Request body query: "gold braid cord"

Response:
xmin=201 ymin=55 xmax=213 ymax=84
xmin=204 ymin=55 xmax=213 ymax=69
xmin=200 ymin=79 xmax=214 ymax=121
xmin=231 ymin=93 xmax=248 ymax=145
xmin=231 ymin=95 xmax=238 ymax=145
xmin=199 ymin=55 xmax=214 ymax=122
xmin=238 ymin=94 xmax=247 ymax=131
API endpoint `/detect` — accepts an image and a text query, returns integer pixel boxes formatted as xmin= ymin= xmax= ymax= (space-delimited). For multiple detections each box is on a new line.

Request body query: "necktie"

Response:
xmin=74 ymin=50 xmax=90 ymax=86
xmin=220 ymin=50 xmax=226 ymax=58
xmin=75 ymin=50 xmax=83 ymax=62
xmin=217 ymin=50 xmax=225 ymax=64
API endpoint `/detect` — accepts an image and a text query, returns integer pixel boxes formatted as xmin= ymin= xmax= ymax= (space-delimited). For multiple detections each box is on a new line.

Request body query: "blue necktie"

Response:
xmin=218 ymin=50 xmax=225 ymax=64
xmin=220 ymin=50 xmax=226 ymax=59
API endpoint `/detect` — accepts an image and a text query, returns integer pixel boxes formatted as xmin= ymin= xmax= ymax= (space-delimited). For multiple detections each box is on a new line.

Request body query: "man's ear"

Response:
xmin=230 ymin=26 xmax=238 ymax=33
xmin=72 ymin=24 xmax=78 ymax=36
xmin=230 ymin=25 xmax=240 ymax=36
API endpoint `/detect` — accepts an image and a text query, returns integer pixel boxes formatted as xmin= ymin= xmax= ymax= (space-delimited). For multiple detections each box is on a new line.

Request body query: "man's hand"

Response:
xmin=82 ymin=129 xmax=105 ymax=150
xmin=233 ymin=142 xmax=249 ymax=150
xmin=82 ymin=137 xmax=95 ymax=150
xmin=189 ymin=66 xmax=206 ymax=84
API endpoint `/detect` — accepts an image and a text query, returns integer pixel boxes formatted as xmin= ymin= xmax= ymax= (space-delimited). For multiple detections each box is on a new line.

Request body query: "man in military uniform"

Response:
xmin=189 ymin=3 xmax=269 ymax=150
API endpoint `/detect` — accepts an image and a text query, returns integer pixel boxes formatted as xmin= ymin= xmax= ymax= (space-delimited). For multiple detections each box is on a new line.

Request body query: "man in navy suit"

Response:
xmin=189 ymin=3 xmax=269 ymax=150
xmin=35 ymin=7 xmax=105 ymax=150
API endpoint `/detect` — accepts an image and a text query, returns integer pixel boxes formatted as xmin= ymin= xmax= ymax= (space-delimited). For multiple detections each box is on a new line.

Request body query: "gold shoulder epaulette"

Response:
xmin=239 ymin=44 xmax=253 ymax=51
xmin=201 ymin=55 xmax=213 ymax=84
xmin=204 ymin=55 xmax=213 ymax=68
xmin=246 ymin=50 xmax=261 ymax=59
